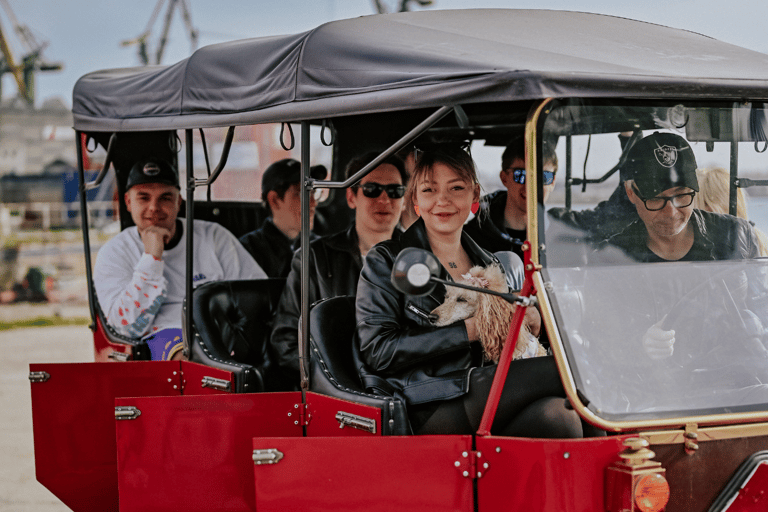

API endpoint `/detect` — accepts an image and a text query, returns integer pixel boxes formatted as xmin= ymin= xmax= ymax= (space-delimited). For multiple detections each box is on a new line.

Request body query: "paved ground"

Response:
xmin=0 ymin=323 xmax=93 ymax=512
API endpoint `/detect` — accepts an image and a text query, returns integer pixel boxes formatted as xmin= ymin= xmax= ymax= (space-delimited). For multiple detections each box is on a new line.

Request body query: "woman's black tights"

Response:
xmin=414 ymin=356 xmax=599 ymax=437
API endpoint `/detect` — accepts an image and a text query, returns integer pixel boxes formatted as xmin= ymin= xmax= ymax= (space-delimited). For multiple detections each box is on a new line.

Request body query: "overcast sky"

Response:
xmin=8 ymin=0 xmax=768 ymax=107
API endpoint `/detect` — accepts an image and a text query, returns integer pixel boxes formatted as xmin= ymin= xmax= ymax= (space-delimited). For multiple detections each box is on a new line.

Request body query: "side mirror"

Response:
xmin=391 ymin=247 xmax=441 ymax=296
xmin=391 ymin=247 xmax=534 ymax=307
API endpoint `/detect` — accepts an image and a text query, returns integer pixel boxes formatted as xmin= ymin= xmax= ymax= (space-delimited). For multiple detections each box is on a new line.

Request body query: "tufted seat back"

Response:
xmin=189 ymin=278 xmax=286 ymax=393
xmin=309 ymin=296 xmax=411 ymax=435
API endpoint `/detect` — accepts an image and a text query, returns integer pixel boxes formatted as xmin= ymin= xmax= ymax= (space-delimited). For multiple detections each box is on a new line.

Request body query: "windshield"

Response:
xmin=540 ymin=100 xmax=768 ymax=422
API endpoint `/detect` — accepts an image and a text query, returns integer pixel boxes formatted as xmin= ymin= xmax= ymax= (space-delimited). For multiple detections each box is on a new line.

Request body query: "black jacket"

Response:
xmin=607 ymin=209 xmax=760 ymax=262
xmin=355 ymin=218 xmax=502 ymax=406
xmin=239 ymin=218 xmax=316 ymax=278
xmin=270 ymin=225 xmax=368 ymax=383
xmin=463 ymin=190 xmax=525 ymax=259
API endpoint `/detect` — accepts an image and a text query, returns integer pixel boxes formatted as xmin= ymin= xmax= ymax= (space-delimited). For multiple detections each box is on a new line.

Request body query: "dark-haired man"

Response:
xmin=464 ymin=137 xmax=557 ymax=260
xmin=94 ymin=158 xmax=266 ymax=360
xmin=269 ymin=153 xmax=407 ymax=388
xmin=239 ymin=158 xmax=327 ymax=277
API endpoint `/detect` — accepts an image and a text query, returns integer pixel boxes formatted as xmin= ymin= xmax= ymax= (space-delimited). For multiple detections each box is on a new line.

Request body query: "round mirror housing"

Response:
xmin=391 ymin=247 xmax=441 ymax=296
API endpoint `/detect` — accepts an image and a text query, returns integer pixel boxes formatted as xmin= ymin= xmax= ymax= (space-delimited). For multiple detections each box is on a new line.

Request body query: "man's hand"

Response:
xmin=140 ymin=225 xmax=172 ymax=260
xmin=642 ymin=319 xmax=675 ymax=360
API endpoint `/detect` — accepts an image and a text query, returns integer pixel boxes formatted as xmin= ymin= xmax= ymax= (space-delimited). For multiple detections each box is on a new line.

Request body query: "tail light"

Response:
xmin=606 ymin=437 xmax=670 ymax=512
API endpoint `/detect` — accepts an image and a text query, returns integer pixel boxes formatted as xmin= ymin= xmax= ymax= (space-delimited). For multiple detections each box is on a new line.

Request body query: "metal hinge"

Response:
xmin=28 ymin=371 xmax=50 ymax=383
xmin=253 ymin=448 xmax=284 ymax=466
xmin=684 ymin=423 xmax=699 ymax=455
xmin=336 ymin=411 xmax=377 ymax=434
xmin=201 ymin=376 xmax=231 ymax=392
xmin=287 ymin=403 xmax=311 ymax=427
xmin=455 ymin=449 xmax=489 ymax=479
xmin=115 ymin=406 xmax=141 ymax=420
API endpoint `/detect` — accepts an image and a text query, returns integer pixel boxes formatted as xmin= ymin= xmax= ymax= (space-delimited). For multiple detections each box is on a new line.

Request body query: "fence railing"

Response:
xmin=0 ymin=201 xmax=117 ymax=235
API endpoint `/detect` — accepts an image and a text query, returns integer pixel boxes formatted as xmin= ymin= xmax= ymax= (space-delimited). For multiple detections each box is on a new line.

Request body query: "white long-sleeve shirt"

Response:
xmin=94 ymin=219 xmax=266 ymax=338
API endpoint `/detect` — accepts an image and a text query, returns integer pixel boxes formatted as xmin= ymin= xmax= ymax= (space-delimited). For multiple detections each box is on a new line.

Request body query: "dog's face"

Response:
xmin=430 ymin=286 xmax=481 ymax=327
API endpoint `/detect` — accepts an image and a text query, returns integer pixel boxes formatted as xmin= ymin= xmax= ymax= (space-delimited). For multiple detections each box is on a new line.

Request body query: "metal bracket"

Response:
xmin=253 ymin=448 xmax=284 ymax=466
xmin=455 ymin=450 xmax=489 ymax=479
xmin=287 ymin=403 xmax=311 ymax=427
xmin=28 ymin=371 xmax=50 ymax=383
xmin=201 ymin=376 xmax=231 ymax=392
xmin=115 ymin=406 xmax=141 ymax=420
xmin=108 ymin=351 xmax=130 ymax=362
xmin=335 ymin=411 xmax=377 ymax=434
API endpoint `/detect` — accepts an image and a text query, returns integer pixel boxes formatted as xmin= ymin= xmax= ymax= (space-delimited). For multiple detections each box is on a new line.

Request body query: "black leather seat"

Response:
xmin=188 ymin=278 xmax=286 ymax=393
xmin=309 ymin=296 xmax=411 ymax=435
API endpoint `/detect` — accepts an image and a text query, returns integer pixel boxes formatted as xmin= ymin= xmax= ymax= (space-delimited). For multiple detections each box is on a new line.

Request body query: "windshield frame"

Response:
xmin=530 ymin=97 xmax=768 ymax=432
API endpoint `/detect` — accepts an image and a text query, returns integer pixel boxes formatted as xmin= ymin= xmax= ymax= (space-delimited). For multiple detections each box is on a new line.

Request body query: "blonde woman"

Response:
xmin=695 ymin=167 xmax=768 ymax=256
xmin=354 ymin=145 xmax=595 ymax=437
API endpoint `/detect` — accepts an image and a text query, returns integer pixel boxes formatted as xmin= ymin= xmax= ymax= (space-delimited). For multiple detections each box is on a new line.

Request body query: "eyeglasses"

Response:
xmin=632 ymin=185 xmax=696 ymax=211
xmin=356 ymin=182 xmax=406 ymax=199
xmin=509 ymin=168 xmax=556 ymax=186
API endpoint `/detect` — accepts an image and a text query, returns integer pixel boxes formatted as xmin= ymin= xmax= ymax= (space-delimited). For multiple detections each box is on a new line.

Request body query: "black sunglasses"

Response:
xmin=356 ymin=182 xmax=406 ymax=199
xmin=510 ymin=168 xmax=556 ymax=186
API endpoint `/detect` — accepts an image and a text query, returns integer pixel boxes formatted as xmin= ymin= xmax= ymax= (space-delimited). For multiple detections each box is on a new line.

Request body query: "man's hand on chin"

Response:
xmin=140 ymin=225 xmax=172 ymax=260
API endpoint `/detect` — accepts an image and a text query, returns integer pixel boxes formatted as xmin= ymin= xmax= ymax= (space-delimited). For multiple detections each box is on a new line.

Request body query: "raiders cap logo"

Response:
xmin=143 ymin=162 xmax=161 ymax=176
xmin=654 ymin=145 xmax=678 ymax=168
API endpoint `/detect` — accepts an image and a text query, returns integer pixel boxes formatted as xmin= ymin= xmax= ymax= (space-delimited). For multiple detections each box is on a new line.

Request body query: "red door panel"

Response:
xmin=476 ymin=435 xmax=628 ymax=512
xmin=29 ymin=361 xmax=181 ymax=512
xmin=116 ymin=392 xmax=302 ymax=512
xmin=252 ymin=435 xmax=474 ymax=512
xmin=305 ymin=391 xmax=382 ymax=437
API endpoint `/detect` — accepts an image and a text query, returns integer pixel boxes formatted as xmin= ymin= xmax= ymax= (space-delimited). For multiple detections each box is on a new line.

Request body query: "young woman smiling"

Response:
xmin=354 ymin=146 xmax=594 ymax=437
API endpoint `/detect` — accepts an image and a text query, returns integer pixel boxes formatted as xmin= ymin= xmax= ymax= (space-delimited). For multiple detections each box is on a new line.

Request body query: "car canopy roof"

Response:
xmin=73 ymin=8 xmax=768 ymax=132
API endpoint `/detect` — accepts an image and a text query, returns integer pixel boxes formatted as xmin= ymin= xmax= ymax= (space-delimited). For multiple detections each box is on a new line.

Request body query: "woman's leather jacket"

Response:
xmin=355 ymin=218 xmax=505 ymax=406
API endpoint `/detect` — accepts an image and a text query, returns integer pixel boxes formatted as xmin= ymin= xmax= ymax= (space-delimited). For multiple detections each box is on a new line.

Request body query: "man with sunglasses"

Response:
xmin=464 ymin=137 xmax=557 ymax=260
xmin=239 ymin=158 xmax=327 ymax=278
xmin=269 ymin=152 xmax=407 ymax=389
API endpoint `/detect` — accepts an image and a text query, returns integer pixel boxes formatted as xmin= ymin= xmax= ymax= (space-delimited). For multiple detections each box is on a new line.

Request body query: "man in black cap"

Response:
xmin=239 ymin=158 xmax=327 ymax=278
xmin=609 ymin=132 xmax=760 ymax=263
xmin=605 ymin=132 xmax=765 ymax=362
xmin=93 ymin=158 xmax=266 ymax=360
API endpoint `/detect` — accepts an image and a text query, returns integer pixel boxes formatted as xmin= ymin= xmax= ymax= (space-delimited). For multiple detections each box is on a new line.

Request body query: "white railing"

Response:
xmin=0 ymin=201 xmax=117 ymax=235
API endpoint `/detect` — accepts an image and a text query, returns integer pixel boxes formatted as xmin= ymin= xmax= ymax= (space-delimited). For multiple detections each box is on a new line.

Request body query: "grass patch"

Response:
xmin=0 ymin=316 xmax=90 ymax=331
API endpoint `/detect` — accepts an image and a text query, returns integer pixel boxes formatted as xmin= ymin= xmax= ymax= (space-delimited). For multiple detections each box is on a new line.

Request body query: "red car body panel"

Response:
xmin=115 ymin=392 xmax=302 ymax=512
xmin=252 ymin=435 xmax=475 ymax=512
xmin=29 ymin=361 xmax=234 ymax=512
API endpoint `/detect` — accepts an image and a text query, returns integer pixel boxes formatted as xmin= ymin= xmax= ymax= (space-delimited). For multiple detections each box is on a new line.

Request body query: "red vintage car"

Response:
xmin=29 ymin=9 xmax=768 ymax=512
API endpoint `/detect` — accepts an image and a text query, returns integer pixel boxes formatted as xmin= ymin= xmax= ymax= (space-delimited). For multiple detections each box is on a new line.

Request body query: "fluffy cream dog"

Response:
xmin=431 ymin=264 xmax=546 ymax=362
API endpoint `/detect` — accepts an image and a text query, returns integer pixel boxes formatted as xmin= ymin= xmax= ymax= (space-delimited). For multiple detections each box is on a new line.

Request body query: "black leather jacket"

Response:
xmin=270 ymin=225 xmax=366 ymax=383
xmin=607 ymin=209 xmax=759 ymax=262
xmin=355 ymin=218 xmax=504 ymax=406
xmin=239 ymin=218 xmax=317 ymax=278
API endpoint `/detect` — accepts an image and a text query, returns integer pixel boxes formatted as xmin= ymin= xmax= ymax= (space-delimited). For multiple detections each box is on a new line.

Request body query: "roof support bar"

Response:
xmin=183 ymin=129 xmax=195 ymax=350
xmin=76 ymin=131 xmax=97 ymax=328
xmin=315 ymin=105 xmax=455 ymax=191
xmin=84 ymin=133 xmax=117 ymax=191
xmin=193 ymin=125 xmax=235 ymax=187
xmin=299 ymin=121 xmax=311 ymax=412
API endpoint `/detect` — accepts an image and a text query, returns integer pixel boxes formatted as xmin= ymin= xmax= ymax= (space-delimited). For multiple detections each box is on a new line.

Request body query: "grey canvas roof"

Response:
xmin=72 ymin=8 xmax=768 ymax=132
